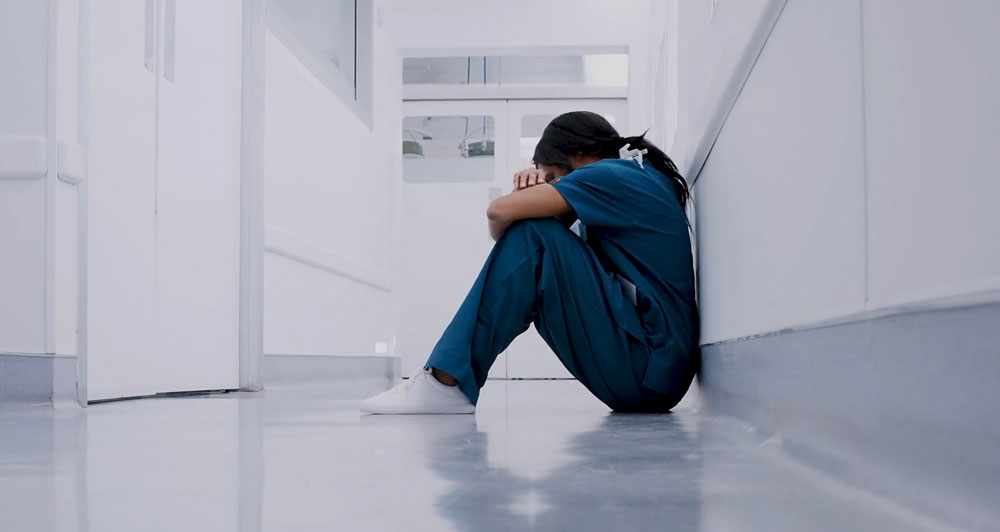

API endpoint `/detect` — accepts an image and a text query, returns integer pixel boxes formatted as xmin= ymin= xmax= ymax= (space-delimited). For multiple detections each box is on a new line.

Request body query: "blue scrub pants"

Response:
xmin=425 ymin=219 xmax=677 ymax=412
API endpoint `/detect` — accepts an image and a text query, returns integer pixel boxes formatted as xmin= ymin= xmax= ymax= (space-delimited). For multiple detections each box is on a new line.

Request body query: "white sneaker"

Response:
xmin=360 ymin=367 xmax=475 ymax=415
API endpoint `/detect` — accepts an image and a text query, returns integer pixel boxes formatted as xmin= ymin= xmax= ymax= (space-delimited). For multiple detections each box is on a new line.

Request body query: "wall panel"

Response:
xmin=864 ymin=0 xmax=1000 ymax=307
xmin=0 ymin=180 xmax=47 ymax=353
xmin=264 ymin=31 xmax=392 ymax=357
xmin=696 ymin=0 xmax=866 ymax=343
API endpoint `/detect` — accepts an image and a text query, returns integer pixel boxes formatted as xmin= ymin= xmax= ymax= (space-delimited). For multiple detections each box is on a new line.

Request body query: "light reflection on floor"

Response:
xmin=0 ymin=380 xmax=953 ymax=531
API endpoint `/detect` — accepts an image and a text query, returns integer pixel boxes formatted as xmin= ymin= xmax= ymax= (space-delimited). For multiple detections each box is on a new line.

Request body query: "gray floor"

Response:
xmin=0 ymin=380 xmax=956 ymax=531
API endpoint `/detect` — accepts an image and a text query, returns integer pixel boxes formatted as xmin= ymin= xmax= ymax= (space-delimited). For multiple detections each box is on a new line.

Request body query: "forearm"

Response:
xmin=486 ymin=183 xmax=573 ymax=241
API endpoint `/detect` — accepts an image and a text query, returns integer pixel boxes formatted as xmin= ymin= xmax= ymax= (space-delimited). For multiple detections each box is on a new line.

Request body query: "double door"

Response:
xmin=399 ymin=99 xmax=628 ymax=379
xmin=87 ymin=0 xmax=243 ymax=400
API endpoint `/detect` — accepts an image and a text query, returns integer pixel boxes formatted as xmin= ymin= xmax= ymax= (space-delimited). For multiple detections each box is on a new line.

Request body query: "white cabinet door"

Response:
xmin=154 ymin=0 xmax=243 ymax=391
xmin=503 ymin=99 xmax=628 ymax=378
xmin=88 ymin=0 xmax=159 ymax=400
xmin=88 ymin=0 xmax=243 ymax=400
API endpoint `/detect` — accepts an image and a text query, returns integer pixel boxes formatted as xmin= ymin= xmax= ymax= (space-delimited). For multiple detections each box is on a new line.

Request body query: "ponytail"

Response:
xmin=533 ymin=111 xmax=691 ymax=209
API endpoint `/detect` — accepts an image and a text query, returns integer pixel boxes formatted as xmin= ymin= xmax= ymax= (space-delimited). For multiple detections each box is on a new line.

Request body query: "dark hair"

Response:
xmin=533 ymin=111 xmax=690 ymax=209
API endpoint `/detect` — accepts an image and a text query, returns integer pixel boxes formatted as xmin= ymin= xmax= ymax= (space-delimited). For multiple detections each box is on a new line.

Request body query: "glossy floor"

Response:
xmin=0 ymin=380 xmax=954 ymax=531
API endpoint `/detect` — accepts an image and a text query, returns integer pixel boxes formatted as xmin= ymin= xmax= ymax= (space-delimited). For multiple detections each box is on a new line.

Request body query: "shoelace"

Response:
xmin=385 ymin=368 xmax=430 ymax=396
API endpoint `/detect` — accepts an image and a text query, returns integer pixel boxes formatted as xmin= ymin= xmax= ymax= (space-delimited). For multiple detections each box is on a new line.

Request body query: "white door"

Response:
xmin=503 ymin=99 xmax=628 ymax=378
xmin=154 ymin=0 xmax=243 ymax=391
xmin=87 ymin=0 xmax=160 ymax=399
xmin=397 ymin=99 xmax=627 ymax=379
xmin=87 ymin=0 xmax=242 ymax=400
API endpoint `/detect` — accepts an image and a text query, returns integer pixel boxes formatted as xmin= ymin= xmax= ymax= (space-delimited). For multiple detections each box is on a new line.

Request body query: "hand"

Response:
xmin=512 ymin=167 xmax=552 ymax=191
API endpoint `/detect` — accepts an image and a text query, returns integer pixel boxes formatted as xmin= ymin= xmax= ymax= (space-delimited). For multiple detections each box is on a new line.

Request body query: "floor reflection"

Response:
xmin=416 ymin=412 xmax=702 ymax=532
xmin=0 ymin=381 xmax=951 ymax=531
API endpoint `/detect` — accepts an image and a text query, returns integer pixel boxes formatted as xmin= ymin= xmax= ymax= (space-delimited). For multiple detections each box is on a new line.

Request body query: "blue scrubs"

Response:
xmin=425 ymin=159 xmax=699 ymax=412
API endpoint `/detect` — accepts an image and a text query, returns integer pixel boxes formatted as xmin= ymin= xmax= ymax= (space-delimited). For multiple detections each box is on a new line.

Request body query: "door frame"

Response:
xmin=239 ymin=0 xmax=266 ymax=392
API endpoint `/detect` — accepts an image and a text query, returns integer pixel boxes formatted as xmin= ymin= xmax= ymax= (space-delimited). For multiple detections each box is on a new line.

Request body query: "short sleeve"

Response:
xmin=550 ymin=162 xmax=636 ymax=228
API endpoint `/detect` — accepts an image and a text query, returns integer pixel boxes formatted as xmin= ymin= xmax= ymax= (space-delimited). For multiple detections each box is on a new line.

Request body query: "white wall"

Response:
xmin=0 ymin=0 xmax=85 ymax=358
xmin=695 ymin=0 xmax=867 ymax=343
xmin=263 ymin=29 xmax=393 ymax=357
xmin=669 ymin=0 xmax=787 ymax=177
xmin=670 ymin=0 xmax=1000 ymax=344
xmin=0 ymin=0 xmax=86 ymax=404
xmin=863 ymin=0 xmax=1000 ymax=308
xmin=0 ymin=0 xmax=51 ymax=355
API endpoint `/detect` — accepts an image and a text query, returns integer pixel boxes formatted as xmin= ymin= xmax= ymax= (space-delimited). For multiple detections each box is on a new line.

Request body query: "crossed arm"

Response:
xmin=486 ymin=183 xmax=576 ymax=240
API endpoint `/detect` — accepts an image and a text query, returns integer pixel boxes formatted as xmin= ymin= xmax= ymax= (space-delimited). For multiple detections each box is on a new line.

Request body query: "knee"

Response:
xmin=502 ymin=218 xmax=568 ymax=245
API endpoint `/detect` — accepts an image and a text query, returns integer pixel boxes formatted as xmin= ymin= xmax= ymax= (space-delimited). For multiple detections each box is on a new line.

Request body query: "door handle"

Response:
xmin=144 ymin=0 xmax=155 ymax=73
xmin=163 ymin=0 xmax=176 ymax=82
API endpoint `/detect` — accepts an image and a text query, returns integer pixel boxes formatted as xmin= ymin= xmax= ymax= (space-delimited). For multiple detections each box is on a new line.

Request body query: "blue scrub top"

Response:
xmin=551 ymin=158 xmax=698 ymax=394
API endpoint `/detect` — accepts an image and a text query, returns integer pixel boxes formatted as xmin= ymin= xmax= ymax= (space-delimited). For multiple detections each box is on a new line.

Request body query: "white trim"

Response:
xmin=399 ymin=45 xmax=629 ymax=59
xmin=77 ymin=0 xmax=91 ymax=406
xmin=680 ymin=0 xmax=789 ymax=183
xmin=57 ymin=140 xmax=85 ymax=185
xmin=867 ymin=277 xmax=1000 ymax=314
xmin=0 ymin=136 xmax=48 ymax=179
xmin=262 ymin=353 xmax=400 ymax=386
xmin=0 ymin=352 xmax=53 ymax=405
xmin=239 ymin=0 xmax=266 ymax=393
xmin=144 ymin=0 xmax=156 ymax=73
xmin=403 ymin=84 xmax=628 ymax=102
xmin=44 ymin=0 xmax=58 ymax=361
xmin=859 ymin=0 xmax=871 ymax=304
xmin=354 ymin=0 xmax=374 ymax=124
xmin=264 ymin=224 xmax=391 ymax=293
xmin=163 ymin=0 xmax=176 ymax=82
xmin=0 ymin=351 xmax=76 ymax=358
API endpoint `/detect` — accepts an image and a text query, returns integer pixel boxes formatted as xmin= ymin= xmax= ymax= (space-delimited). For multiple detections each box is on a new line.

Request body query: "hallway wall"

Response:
xmin=0 ymin=0 xmax=84 ymax=404
xmin=694 ymin=0 xmax=867 ymax=343
xmin=0 ymin=0 xmax=50 ymax=357
xmin=669 ymin=0 xmax=1000 ymax=527
xmin=675 ymin=0 xmax=1000 ymax=343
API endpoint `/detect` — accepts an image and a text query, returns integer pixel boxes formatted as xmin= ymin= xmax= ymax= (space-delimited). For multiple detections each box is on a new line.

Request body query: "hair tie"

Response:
xmin=619 ymin=143 xmax=649 ymax=169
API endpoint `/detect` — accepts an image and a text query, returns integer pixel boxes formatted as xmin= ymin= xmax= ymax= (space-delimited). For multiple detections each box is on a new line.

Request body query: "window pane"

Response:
xmin=271 ymin=0 xmax=356 ymax=88
xmin=403 ymin=115 xmax=495 ymax=183
xmin=403 ymin=54 xmax=628 ymax=88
